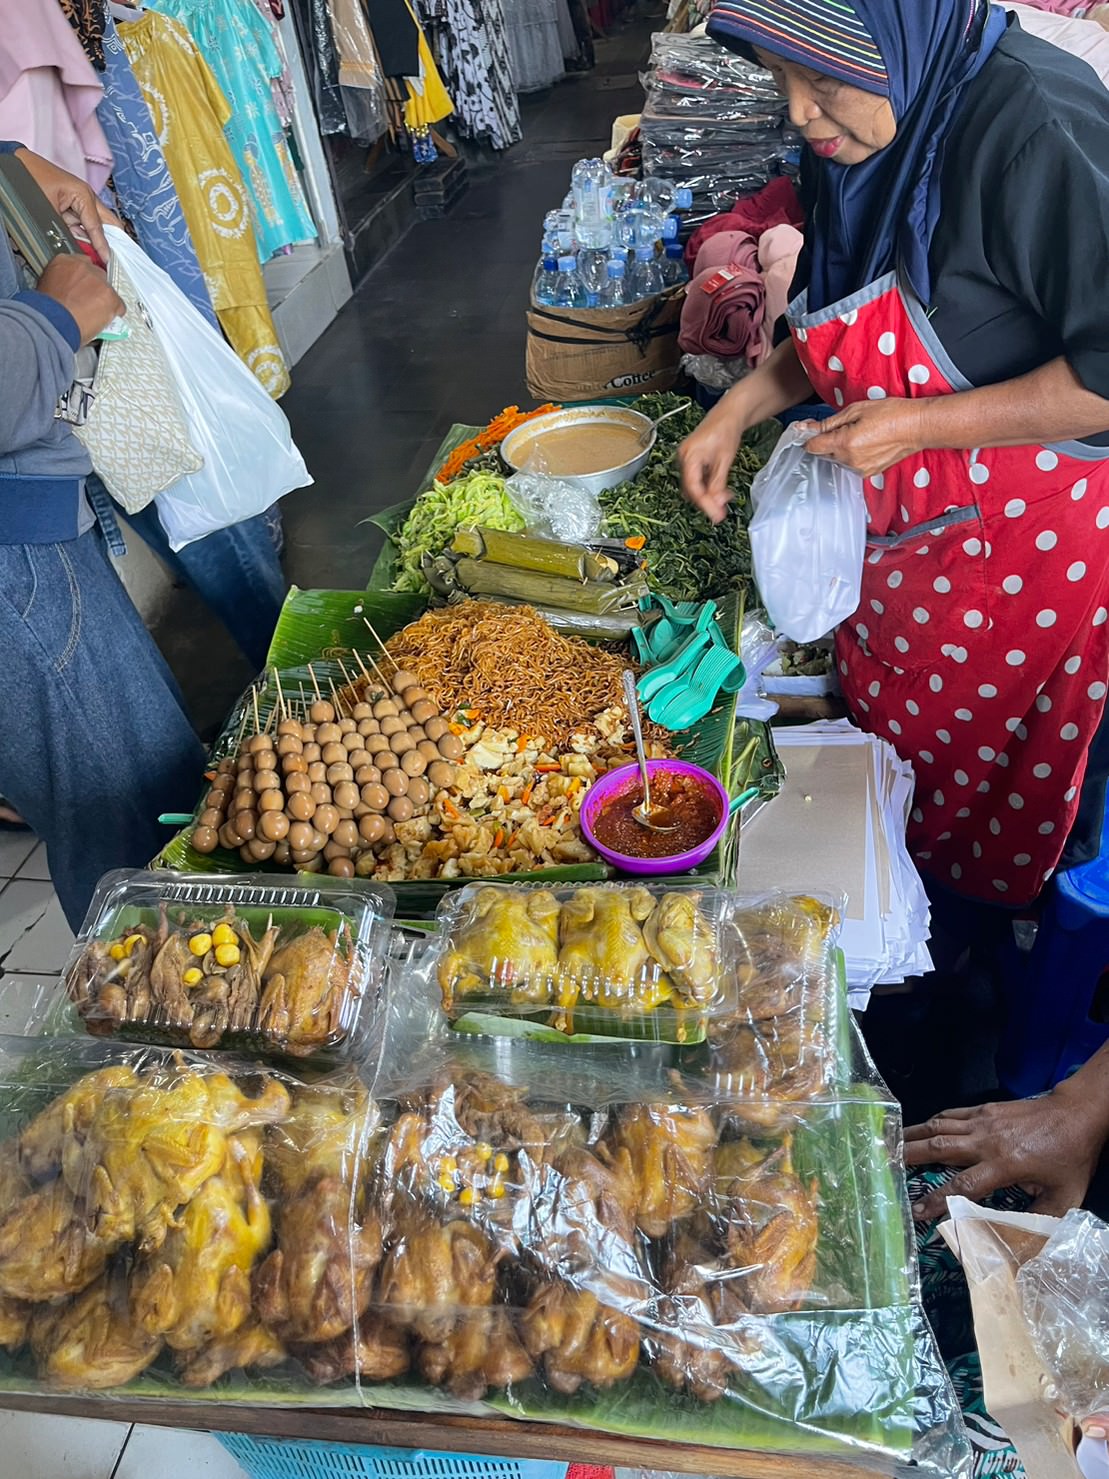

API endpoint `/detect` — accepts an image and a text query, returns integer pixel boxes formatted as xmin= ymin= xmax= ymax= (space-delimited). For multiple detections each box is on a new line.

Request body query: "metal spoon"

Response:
xmin=636 ymin=401 xmax=691 ymax=448
xmin=622 ymin=671 xmax=678 ymax=832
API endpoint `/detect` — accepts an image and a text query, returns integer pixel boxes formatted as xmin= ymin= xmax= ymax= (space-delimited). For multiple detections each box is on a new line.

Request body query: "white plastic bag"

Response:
xmin=104 ymin=226 xmax=312 ymax=550
xmin=748 ymin=423 xmax=866 ymax=643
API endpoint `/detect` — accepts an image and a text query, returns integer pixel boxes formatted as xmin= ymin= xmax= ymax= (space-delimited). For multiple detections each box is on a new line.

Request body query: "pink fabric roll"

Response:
xmin=679 ymin=238 xmax=766 ymax=363
xmin=0 ymin=2 xmax=112 ymax=191
xmin=692 ymin=229 xmax=756 ymax=275
xmin=759 ymin=223 xmax=805 ymax=332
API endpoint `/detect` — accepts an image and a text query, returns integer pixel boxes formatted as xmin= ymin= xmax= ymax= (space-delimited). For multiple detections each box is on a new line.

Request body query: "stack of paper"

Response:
xmin=739 ymin=720 xmax=932 ymax=1009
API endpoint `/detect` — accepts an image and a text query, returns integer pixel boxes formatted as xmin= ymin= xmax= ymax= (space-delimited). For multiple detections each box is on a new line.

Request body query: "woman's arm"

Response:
xmin=678 ymin=338 xmax=814 ymax=522
xmin=904 ymin=1039 xmax=1109 ymax=1220
xmin=804 ymin=357 xmax=1109 ymax=479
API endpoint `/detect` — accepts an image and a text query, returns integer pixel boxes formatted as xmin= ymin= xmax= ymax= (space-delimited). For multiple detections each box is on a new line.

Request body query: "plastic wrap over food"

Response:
xmin=1017 ymin=1209 xmax=1109 ymax=1424
xmin=433 ymin=883 xmax=739 ymax=1043
xmin=61 ymin=870 xmax=394 ymax=1066
xmin=505 ymin=471 xmax=604 ymax=544
xmin=0 ymin=1036 xmax=378 ymax=1401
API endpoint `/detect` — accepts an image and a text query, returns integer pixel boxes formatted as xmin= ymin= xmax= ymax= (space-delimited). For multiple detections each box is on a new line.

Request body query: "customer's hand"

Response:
xmin=803 ymin=397 xmax=928 ymax=479
xmin=904 ymin=1082 xmax=1108 ymax=1221
xmin=14 ymin=148 xmax=112 ymax=263
xmin=38 ymin=255 xmax=125 ymax=347
xmin=677 ymin=406 xmax=746 ymax=524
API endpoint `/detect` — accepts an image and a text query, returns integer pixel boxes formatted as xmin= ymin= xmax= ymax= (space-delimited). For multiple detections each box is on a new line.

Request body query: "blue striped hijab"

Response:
xmin=709 ymin=0 xmax=1008 ymax=309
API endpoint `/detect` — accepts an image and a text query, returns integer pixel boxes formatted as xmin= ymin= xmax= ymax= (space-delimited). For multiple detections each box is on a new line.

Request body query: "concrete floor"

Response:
xmin=149 ymin=17 xmax=656 ymax=737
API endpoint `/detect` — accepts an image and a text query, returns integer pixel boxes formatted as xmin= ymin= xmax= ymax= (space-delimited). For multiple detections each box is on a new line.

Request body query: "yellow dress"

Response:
xmin=402 ymin=0 xmax=453 ymax=132
xmin=118 ymin=11 xmax=290 ymax=399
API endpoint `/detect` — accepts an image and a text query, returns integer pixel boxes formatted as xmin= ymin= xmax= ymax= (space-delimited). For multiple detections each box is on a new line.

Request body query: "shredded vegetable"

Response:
xmin=391 ymin=472 xmax=525 ymax=595
xmin=435 ymin=404 xmax=559 ymax=484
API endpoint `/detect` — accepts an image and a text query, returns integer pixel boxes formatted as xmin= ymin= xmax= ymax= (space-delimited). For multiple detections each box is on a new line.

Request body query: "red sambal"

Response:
xmin=591 ymin=770 xmax=721 ymax=859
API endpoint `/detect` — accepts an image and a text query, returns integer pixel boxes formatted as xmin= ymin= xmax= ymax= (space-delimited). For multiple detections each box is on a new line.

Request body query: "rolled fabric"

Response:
xmin=693 ymin=228 xmax=758 ymax=275
xmin=758 ymin=223 xmax=805 ymax=353
xmin=678 ymin=250 xmax=766 ymax=362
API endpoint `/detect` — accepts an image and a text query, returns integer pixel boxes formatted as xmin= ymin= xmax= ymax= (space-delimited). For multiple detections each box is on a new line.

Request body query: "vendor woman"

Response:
xmin=679 ymin=0 xmax=1109 ymax=1208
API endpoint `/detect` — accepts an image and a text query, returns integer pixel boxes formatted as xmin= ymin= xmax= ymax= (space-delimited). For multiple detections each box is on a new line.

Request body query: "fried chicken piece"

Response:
xmin=0 ymin=1295 xmax=29 ymax=1349
xmin=265 ymin=1083 xmax=376 ymax=1197
xmin=520 ymin=1283 xmax=639 ymax=1395
xmin=177 ymin=1317 xmax=288 ymax=1388
xmin=257 ymin=926 xmax=356 ymax=1056
xmin=642 ymin=892 xmax=719 ymax=1006
xmin=419 ymin=1306 xmax=532 ymax=1399
xmin=0 ymin=1182 xmax=110 ymax=1301
xmin=253 ymin=1176 xmax=382 ymax=1345
xmin=556 ymin=887 xmax=663 ymax=1015
xmin=438 ymin=887 xmax=561 ymax=1010
xmin=30 ymin=1270 xmax=162 ymax=1390
xmin=298 ymin=1316 xmax=410 ymax=1385
xmin=131 ymin=1132 xmax=271 ymax=1353
xmin=377 ymin=1212 xmax=499 ymax=1345
xmin=712 ymin=1139 xmax=819 ymax=1314
xmin=62 ymin=1065 xmax=289 ymax=1252
xmin=599 ymin=1103 xmax=717 ymax=1238
xmin=18 ymin=1065 xmax=139 ymax=1181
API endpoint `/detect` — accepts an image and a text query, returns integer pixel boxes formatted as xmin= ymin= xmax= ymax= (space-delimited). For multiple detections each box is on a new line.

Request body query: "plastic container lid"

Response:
xmin=62 ymin=869 xmax=395 ymax=1065
xmin=675 ymin=186 xmax=694 ymax=209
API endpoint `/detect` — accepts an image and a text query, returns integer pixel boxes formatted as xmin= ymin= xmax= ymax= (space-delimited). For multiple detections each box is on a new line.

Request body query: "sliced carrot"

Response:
xmin=625 ymin=536 xmax=646 ymax=551
xmin=498 ymin=785 xmax=510 ymax=803
xmin=536 ymin=762 xmax=561 ymax=773
xmin=442 ymin=797 xmax=461 ymax=820
xmin=521 ymin=781 xmax=535 ymax=806
xmin=493 ymin=828 xmax=505 ymax=849
xmin=516 ymin=734 xmax=530 ymax=752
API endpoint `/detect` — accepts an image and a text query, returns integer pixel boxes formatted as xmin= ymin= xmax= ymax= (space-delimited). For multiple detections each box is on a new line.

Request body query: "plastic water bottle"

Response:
xmin=578 ymin=247 xmax=609 ymax=308
xmin=627 ymin=245 xmax=664 ymax=302
xmin=541 ymin=210 xmax=562 ymax=255
xmin=634 ymin=203 xmax=668 ymax=252
xmin=553 ymin=255 xmax=587 ymax=308
xmin=535 ymin=253 xmax=561 ymax=305
xmin=661 ymin=240 xmax=689 ymax=288
xmin=599 ymin=257 xmax=628 ymax=308
xmin=572 ymin=158 xmax=609 ymax=250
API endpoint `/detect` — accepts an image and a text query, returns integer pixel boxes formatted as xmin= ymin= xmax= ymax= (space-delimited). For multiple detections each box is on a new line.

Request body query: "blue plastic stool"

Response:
xmin=998 ymin=808 xmax=1109 ymax=1097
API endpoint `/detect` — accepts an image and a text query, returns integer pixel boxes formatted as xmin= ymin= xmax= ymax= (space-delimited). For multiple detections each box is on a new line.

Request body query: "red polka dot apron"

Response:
xmin=788 ymin=272 xmax=1109 ymax=905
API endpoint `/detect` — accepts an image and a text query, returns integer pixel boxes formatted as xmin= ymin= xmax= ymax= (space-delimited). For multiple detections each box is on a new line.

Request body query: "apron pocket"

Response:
xmin=846 ymin=505 xmax=991 ymax=673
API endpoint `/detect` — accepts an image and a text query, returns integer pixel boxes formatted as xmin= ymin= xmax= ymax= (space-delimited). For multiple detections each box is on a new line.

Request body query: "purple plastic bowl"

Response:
xmin=580 ymin=760 xmax=731 ymax=877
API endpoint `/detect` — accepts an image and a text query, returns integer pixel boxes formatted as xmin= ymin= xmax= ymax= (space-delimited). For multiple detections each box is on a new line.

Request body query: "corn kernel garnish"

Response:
xmin=189 ymin=933 xmax=213 ymax=957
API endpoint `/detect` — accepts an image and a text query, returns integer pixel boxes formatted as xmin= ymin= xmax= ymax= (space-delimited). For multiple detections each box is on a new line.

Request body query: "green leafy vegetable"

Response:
xmin=599 ymin=393 xmax=778 ymax=603
xmin=391 ymin=472 xmax=526 ymax=595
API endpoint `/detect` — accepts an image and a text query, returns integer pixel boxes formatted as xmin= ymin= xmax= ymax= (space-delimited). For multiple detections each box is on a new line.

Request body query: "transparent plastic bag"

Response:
xmin=103 ymin=227 xmax=312 ymax=551
xmin=0 ymin=1035 xmax=376 ymax=1400
xmin=1017 ymin=1209 xmax=1109 ymax=1425
xmin=505 ymin=470 xmax=604 ymax=543
xmin=749 ymin=424 xmax=867 ymax=643
xmin=60 ymin=868 xmax=395 ymax=1066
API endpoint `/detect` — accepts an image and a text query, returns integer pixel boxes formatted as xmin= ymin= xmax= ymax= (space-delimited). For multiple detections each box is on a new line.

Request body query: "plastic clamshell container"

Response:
xmin=431 ymin=880 xmax=738 ymax=1044
xmin=579 ymin=759 xmax=731 ymax=876
xmin=61 ymin=869 xmax=395 ymax=1066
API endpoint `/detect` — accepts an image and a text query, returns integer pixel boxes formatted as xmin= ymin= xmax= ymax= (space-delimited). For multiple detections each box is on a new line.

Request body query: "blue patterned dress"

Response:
xmin=151 ymin=0 xmax=317 ymax=263
xmin=97 ymin=14 xmax=218 ymax=328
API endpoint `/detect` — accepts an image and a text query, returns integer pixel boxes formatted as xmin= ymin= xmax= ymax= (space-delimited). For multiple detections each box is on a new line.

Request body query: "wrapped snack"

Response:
xmin=62 ymin=870 xmax=394 ymax=1064
xmin=0 ymin=1037 xmax=377 ymax=1400
xmin=434 ymin=883 xmax=735 ymax=1043
xmin=1018 ymin=1209 xmax=1109 ymax=1426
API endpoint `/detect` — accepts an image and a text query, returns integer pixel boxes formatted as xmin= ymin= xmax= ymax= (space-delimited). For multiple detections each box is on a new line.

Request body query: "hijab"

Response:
xmin=707 ymin=0 xmax=1009 ymax=309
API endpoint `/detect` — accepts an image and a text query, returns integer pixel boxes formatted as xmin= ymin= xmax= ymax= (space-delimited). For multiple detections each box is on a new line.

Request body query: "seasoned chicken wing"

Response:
xmin=131 ymin=1132 xmax=271 ymax=1353
xmin=253 ymin=1175 xmax=382 ymax=1345
xmin=0 ymin=1182 xmax=109 ymax=1301
xmin=257 ymin=927 xmax=354 ymax=1056
xmin=438 ymin=887 xmax=561 ymax=1009
xmin=556 ymin=887 xmax=664 ymax=1015
xmin=642 ymin=892 xmax=719 ymax=1006
xmin=520 ymin=1282 xmax=639 ymax=1395
xmin=599 ymin=1102 xmax=717 ymax=1238
xmin=30 ymin=1269 xmax=162 ymax=1390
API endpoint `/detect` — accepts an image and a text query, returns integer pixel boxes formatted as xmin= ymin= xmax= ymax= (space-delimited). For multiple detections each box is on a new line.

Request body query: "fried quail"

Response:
xmin=298 ymin=1316 xmax=410 ymax=1385
xmin=377 ymin=1211 xmax=499 ymax=1346
xmin=599 ymin=1103 xmax=717 ymax=1238
xmin=712 ymin=1139 xmax=819 ymax=1314
xmin=0 ymin=1143 xmax=31 ymax=1206
xmin=520 ymin=1282 xmax=639 ymax=1395
xmin=652 ymin=1233 xmax=733 ymax=1404
xmin=438 ymin=887 xmax=561 ymax=1009
xmin=418 ymin=1306 xmax=532 ymax=1399
xmin=257 ymin=927 xmax=354 ymax=1056
xmin=0 ymin=1295 xmax=29 ymax=1349
xmin=30 ymin=1269 xmax=162 ymax=1390
xmin=177 ymin=1317 xmax=288 ymax=1388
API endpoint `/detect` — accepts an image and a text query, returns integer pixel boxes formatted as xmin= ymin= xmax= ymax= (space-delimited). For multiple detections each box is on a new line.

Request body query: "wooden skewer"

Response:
xmin=357 ymin=641 xmax=392 ymax=693
xmin=273 ymin=668 xmax=286 ymax=720
xmin=362 ymin=617 xmax=398 ymax=673
xmin=336 ymin=657 xmax=355 ymax=691
xmin=329 ymin=679 xmax=347 ymax=718
xmin=308 ymin=664 xmax=322 ymax=702
xmin=351 ymin=649 xmax=372 ymax=686
xmin=298 ymin=683 xmax=308 ymax=721
xmin=251 ymin=685 xmax=261 ymax=736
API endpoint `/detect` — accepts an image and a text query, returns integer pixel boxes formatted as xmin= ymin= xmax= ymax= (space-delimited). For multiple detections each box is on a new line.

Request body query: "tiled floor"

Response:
xmin=0 ymin=1411 xmax=248 ymax=1479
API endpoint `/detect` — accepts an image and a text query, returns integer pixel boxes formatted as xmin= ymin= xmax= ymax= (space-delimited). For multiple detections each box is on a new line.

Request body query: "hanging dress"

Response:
xmin=788 ymin=275 xmax=1109 ymax=905
xmin=150 ymin=0 xmax=317 ymax=262
xmin=418 ymin=0 xmax=521 ymax=151
xmin=118 ymin=9 xmax=290 ymax=397
xmin=502 ymin=0 xmax=564 ymax=92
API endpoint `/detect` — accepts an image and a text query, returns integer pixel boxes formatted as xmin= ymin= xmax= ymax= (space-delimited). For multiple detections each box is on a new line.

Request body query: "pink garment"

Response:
xmin=1007 ymin=0 xmax=1089 ymax=13
xmin=684 ymin=175 xmax=804 ymax=271
xmin=0 ymin=0 xmax=112 ymax=191
xmin=1008 ymin=3 xmax=1109 ymax=80
xmin=758 ymin=222 xmax=804 ymax=355
xmin=692 ymin=229 xmax=755 ymax=275
xmin=678 ymin=235 xmax=766 ymax=364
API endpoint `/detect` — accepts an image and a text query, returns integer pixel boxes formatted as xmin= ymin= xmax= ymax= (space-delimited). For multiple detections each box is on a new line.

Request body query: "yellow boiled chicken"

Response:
xmin=264 ymin=1083 xmax=376 ymax=1198
xmin=17 ymin=1065 xmax=138 ymax=1181
xmin=437 ymin=887 xmax=560 ymax=1009
xmin=642 ymin=892 xmax=719 ymax=1006
xmin=555 ymin=887 xmax=665 ymax=1017
xmin=0 ymin=1181 xmax=110 ymax=1302
xmin=30 ymin=1269 xmax=162 ymax=1390
xmin=130 ymin=1131 xmax=271 ymax=1354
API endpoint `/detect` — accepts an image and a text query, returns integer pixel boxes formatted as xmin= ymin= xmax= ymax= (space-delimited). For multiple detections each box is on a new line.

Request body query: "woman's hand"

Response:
xmin=15 ymin=148 xmax=111 ymax=263
xmin=677 ymin=404 xmax=746 ymax=525
xmin=803 ymin=396 xmax=929 ymax=479
xmin=904 ymin=1080 xmax=1109 ymax=1221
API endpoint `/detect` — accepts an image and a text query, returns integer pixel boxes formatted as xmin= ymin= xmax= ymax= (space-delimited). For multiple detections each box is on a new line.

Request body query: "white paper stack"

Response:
xmin=738 ymin=720 xmax=932 ymax=1010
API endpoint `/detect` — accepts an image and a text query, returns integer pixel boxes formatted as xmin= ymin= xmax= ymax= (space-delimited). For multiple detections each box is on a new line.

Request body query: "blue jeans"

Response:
xmin=0 ymin=529 xmax=206 ymax=931
xmin=85 ymin=478 xmax=287 ymax=672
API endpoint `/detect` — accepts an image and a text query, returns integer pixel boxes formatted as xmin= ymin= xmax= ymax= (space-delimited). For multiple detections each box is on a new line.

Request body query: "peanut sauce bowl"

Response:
xmin=580 ymin=759 xmax=731 ymax=876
